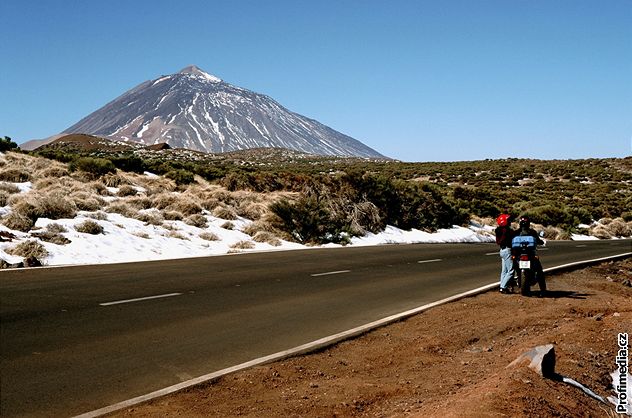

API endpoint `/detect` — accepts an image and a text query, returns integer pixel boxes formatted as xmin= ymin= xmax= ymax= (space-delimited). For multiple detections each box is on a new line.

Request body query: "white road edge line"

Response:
xmin=99 ymin=293 xmax=183 ymax=307
xmin=417 ymin=259 xmax=442 ymax=264
xmin=310 ymin=270 xmax=351 ymax=277
xmin=73 ymin=252 xmax=632 ymax=418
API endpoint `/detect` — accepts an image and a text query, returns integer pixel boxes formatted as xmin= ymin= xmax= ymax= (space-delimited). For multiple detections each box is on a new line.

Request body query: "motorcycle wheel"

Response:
xmin=520 ymin=269 xmax=531 ymax=296
xmin=537 ymin=271 xmax=546 ymax=294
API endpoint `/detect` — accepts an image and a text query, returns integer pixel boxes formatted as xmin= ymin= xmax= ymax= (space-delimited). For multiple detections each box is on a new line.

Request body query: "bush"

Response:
xmin=106 ymin=202 xmax=137 ymax=218
xmin=0 ymin=169 xmax=30 ymax=182
xmin=0 ymin=182 xmax=20 ymax=194
xmin=6 ymin=240 xmax=48 ymax=259
xmin=46 ymin=223 xmax=68 ymax=233
xmin=36 ymin=192 xmax=77 ymax=220
xmin=75 ymin=220 xmax=104 ymax=234
xmin=252 ymin=231 xmax=281 ymax=246
xmin=0 ymin=136 xmax=19 ymax=152
xmin=162 ymin=210 xmax=184 ymax=221
xmin=212 ymin=206 xmax=238 ymax=220
xmin=230 ymin=240 xmax=255 ymax=250
xmin=167 ymin=198 xmax=202 ymax=216
xmin=221 ymin=221 xmax=234 ymax=230
xmin=2 ymin=211 xmax=34 ymax=232
xmin=166 ymin=169 xmax=195 ymax=185
xmin=31 ymin=230 xmax=71 ymax=245
xmin=136 ymin=211 xmax=164 ymax=226
xmin=0 ymin=190 xmax=8 ymax=206
xmin=70 ymin=157 xmax=116 ymax=178
xmin=117 ymin=185 xmax=138 ymax=197
xmin=184 ymin=214 xmax=208 ymax=228
xmin=199 ymin=231 xmax=220 ymax=241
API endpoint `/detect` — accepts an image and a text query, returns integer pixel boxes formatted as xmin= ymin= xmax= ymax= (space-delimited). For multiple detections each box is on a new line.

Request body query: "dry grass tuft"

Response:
xmin=221 ymin=221 xmax=234 ymax=230
xmin=167 ymin=198 xmax=203 ymax=216
xmin=184 ymin=214 xmax=208 ymax=228
xmin=152 ymin=193 xmax=178 ymax=210
xmin=106 ymin=202 xmax=138 ymax=218
xmin=605 ymin=218 xmax=631 ymax=237
xmin=0 ymin=168 xmax=30 ymax=182
xmin=242 ymin=220 xmax=277 ymax=237
xmin=31 ymin=229 xmax=71 ymax=245
xmin=0 ymin=190 xmax=9 ymax=207
xmin=2 ymin=211 xmax=35 ymax=232
xmin=125 ymin=196 xmax=153 ymax=210
xmin=86 ymin=211 xmax=108 ymax=221
xmin=199 ymin=231 xmax=220 ymax=241
xmin=117 ymin=185 xmax=138 ymax=197
xmin=168 ymin=231 xmax=189 ymax=240
xmin=0 ymin=182 xmax=20 ymax=194
xmin=75 ymin=220 xmax=104 ymax=235
xmin=70 ymin=192 xmax=105 ymax=212
xmin=162 ymin=210 xmax=184 ymax=221
xmin=6 ymin=240 xmax=48 ymax=259
xmin=213 ymin=206 xmax=238 ymax=220
xmin=46 ymin=223 xmax=68 ymax=233
xmin=132 ymin=231 xmax=151 ymax=239
xmin=252 ymin=231 xmax=281 ymax=246
xmin=230 ymin=240 xmax=255 ymax=250
xmin=136 ymin=211 xmax=164 ymax=226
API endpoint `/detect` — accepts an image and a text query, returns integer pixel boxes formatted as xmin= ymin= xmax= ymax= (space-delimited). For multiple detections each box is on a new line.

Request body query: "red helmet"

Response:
xmin=496 ymin=214 xmax=510 ymax=227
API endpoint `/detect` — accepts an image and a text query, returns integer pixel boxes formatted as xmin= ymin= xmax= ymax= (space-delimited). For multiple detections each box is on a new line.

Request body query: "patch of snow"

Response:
xmin=571 ymin=234 xmax=600 ymax=241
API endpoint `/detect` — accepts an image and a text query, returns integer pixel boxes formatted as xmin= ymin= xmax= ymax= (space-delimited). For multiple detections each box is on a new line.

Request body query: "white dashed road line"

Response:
xmin=310 ymin=270 xmax=351 ymax=277
xmin=417 ymin=259 xmax=442 ymax=264
xmin=99 ymin=293 xmax=183 ymax=306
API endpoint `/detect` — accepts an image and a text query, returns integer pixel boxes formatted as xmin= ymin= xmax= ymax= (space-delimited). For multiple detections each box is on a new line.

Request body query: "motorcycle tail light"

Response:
xmin=520 ymin=255 xmax=529 ymax=261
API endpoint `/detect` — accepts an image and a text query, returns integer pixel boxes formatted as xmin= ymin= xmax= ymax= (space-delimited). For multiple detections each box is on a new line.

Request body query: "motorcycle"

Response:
xmin=511 ymin=234 xmax=546 ymax=296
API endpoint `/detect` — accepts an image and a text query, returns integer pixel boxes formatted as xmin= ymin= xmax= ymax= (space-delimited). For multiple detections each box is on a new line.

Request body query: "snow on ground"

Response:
xmin=0 ymin=204 xmax=494 ymax=267
xmin=0 ymin=167 xmax=614 ymax=268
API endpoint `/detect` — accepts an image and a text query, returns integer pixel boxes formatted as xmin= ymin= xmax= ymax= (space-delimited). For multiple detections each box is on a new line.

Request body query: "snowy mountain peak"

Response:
xmin=61 ymin=67 xmax=385 ymax=158
xmin=178 ymin=65 xmax=221 ymax=83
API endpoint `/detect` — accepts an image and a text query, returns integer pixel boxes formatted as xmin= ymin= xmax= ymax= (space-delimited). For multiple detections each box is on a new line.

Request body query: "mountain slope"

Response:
xmin=61 ymin=65 xmax=384 ymax=158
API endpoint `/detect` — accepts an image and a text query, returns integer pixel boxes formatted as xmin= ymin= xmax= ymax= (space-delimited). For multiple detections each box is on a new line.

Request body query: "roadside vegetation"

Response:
xmin=0 ymin=133 xmax=630 ymax=265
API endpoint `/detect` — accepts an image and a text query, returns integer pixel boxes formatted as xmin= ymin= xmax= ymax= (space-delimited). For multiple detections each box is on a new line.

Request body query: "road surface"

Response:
xmin=1 ymin=240 xmax=630 ymax=417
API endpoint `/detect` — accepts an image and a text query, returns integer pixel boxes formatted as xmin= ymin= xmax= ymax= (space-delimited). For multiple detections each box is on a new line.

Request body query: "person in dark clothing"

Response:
xmin=495 ymin=213 xmax=516 ymax=293
xmin=517 ymin=216 xmax=545 ymax=245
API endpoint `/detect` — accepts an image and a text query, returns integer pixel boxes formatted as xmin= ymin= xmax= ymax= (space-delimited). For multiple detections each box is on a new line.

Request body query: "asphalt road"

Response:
xmin=1 ymin=240 xmax=630 ymax=417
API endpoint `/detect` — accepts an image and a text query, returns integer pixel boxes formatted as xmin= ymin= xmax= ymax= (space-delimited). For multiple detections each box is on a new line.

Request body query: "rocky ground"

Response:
xmin=110 ymin=258 xmax=632 ymax=417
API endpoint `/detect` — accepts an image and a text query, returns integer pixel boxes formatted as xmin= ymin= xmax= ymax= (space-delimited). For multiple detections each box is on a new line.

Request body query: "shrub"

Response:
xmin=168 ymin=231 xmax=189 ymax=240
xmin=221 ymin=221 xmax=234 ymax=230
xmin=166 ymin=169 xmax=195 ymax=185
xmin=6 ymin=240 xmax=48 ymax=259
xmin=36 ymin=192 xmax=77 ymax=220
xmin=117 ymin=185 xmax=138 ymax=197
xmin=70 ymin=157 xmax=116 ymax=178
xmin=0 ymin=169 xmax=30 ymax=182
xmin=0 ymin=182 xmax=20 ymax=194
xmin=2 ymin=211 xmax=34 ymax=232
xmin=136 ymin=211 xmax=164 ymax=226
xmin=590 ymin=225 xmax=612 ymax=239
xmin=606 ymin=218 xmax=631 ymax=237
xmin=230 ymin=240 xmax=255 ymax=250
xmin=75 ymin=220 xmax=104 ymax=234
xmin=212 ymin=206 xmax=238 ymax=220
xmin=199 ymin=231 xmax=220 ymax=241
xmin=31 ymin=230 xmax=71 ymax=245
xmin=69 ymin=191 xmax=104 ymax=212
xmin=242 ymin=220 xmax=277 ymax=237
xmin=162 ymin=210 xmax=184 ymax=221
xmin=269 ymin=197 xmax=340 ymax=244
xmin=106 ymin=202 xmax=137 ymax=218
xmin=87 ymin=211 xmax=108 ymax=221
xmin=185 ymin=214 xmax=208 ymax=228
xmin=167 ymin=198 xmax=202 ymax=216
xmin=152 ymin=193 xmax=178 ymax=209
xmin=252 ymin=231 xmax=281 ymax=246
xmin=0 ymin=136 xmax=19 ymax=152
xmin=125 ymin=196 xmax=153 ymax=210
xmin=0 ymin=190 xmax=8 ymax=206
xmin=46 ymin=223 xmax=68 ymax=233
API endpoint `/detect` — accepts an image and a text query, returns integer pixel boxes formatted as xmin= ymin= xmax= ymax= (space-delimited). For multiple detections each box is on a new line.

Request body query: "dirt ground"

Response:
xmin=111 ymin=258 xmax=632 ymax=418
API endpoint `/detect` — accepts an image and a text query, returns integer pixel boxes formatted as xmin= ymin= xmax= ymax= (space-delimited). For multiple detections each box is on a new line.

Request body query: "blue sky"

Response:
xmin=2 ymin=0 xmax=630 ymax=162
